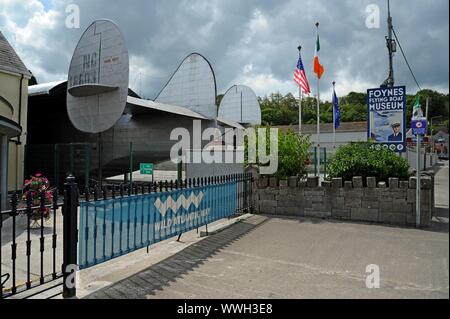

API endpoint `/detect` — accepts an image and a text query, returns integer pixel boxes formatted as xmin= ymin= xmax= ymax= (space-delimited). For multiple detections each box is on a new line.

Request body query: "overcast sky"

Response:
xmin=1 ymin=0 xmax=448 ymax=101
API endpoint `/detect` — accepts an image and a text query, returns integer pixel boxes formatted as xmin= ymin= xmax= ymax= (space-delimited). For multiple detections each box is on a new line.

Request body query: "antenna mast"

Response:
xmin=382 ymin=0 xmax=396 ymax=87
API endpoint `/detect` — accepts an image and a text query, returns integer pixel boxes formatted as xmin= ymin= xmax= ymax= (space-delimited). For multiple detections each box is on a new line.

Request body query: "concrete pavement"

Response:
xmin=84 ymin=162 xmax=449 ymax=299
xmin=4 ymin=162 xmax=448 ymax=299
xmin=432 ymin=161 xmax=449 ymax=232
xmin=84 ymin=214 xmax=448 ymax=299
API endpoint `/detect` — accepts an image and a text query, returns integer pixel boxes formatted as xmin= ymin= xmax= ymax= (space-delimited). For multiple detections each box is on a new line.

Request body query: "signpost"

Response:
xmin=140 ymin=163 xmax=154 ymax=182
xmin=411 ymin=98 xmax=427 ymax=227
xmin=140 ymin=163 xmax=154 ymax=174
xmin=415 ymin=127 xmax=422 ymax=227
xmin=367 ymin=86 xmax=406 ymax=153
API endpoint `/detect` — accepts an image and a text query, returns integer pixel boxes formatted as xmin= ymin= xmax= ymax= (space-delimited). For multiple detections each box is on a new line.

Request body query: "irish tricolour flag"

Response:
xmin=313 ymin=24 xmax=324 ymax=79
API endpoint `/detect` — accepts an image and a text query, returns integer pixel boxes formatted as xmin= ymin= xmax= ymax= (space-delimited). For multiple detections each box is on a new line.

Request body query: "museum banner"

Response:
xmin=78 ymin=181 xmax=237 ymax=269
xmin=367 ymin=86 xmax=407 ymax=153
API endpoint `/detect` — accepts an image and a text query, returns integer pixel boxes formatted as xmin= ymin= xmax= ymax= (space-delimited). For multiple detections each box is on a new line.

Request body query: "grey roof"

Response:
xmin=217 ymin=116 xmax=245 ymax=130
xmin=28 ymin=80 xmax=65 ymax=96
xmin=0 ymin=31 xmax=31 ymax=77
xmin=28 ymin=80 xmax=211 ymax=120
xmin=434 ymin=130 xmax=449 ymax=138
xmin=126 ymin=96 xmax=208 ymax=120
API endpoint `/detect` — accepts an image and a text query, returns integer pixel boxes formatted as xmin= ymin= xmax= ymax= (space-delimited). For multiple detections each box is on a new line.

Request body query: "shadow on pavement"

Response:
xmin=84 ymin=215 xmax=269 ymax=299
xmin=429 ymin=207 xmax=449 ymax=234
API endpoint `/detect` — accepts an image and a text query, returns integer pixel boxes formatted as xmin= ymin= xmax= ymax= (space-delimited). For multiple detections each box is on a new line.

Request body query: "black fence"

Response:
xmin=1 ymin=173 xmax=254 ymax=299
xmin=81 ymin=174 xmax=253 ymax=214
xmin=0 ymin=190 xmax=63 ymax=299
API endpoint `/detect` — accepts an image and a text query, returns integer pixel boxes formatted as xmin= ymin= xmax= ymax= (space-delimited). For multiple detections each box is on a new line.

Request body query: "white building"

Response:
xmin=277 ymin=122 xmax=368 ymax=152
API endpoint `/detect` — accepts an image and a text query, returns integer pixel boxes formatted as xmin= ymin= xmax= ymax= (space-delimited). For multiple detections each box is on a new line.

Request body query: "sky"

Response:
xmin=0 ymin=0 xmax=448 ymax=101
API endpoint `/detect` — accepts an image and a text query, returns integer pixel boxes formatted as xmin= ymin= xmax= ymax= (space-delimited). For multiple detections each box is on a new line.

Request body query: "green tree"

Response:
xmin=257 ymin=89 xmax=448 ymax=127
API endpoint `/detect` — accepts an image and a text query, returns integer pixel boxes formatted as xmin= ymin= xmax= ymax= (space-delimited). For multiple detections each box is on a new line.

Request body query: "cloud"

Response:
xmin=234 ymin=71 xmax=295 ymax=97
xmin=0 ymin=0 xmax=448 ymax=99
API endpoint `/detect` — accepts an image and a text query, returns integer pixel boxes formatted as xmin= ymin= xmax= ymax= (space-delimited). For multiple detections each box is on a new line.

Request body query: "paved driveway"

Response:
xmin=85 ymin=163 xmax=449 ymax=299
xmin=85 ymin=214 xmax=448 ymax=299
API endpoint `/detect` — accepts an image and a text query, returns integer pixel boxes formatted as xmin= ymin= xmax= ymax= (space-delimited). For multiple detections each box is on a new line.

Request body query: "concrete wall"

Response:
xmin=254 ymin=175 xmax=434 ymax=228
xmin=0 ymin=71 xmax=29 ymax=191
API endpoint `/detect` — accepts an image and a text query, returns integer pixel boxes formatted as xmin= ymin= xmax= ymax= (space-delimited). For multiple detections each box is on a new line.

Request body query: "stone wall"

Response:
xmin=253 ymin=175 xmax=434 ymax=227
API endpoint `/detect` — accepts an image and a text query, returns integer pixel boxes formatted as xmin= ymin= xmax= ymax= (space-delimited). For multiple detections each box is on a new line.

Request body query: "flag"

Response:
xmin=294 ymin=53 xmax=311 ymax=94
xmin=412 ymin=96 xmax=423 ymax=118
xmin=313 ymin=28 xmax=324 ymax=79
xmin=332 ymin=86 xmax=340 ymax=129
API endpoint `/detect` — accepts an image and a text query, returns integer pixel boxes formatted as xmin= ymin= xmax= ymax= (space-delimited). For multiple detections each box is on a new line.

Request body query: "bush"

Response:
xmin=276 ymin=129 xmax=311 ymax=179
xmin=326 ymin=142 xmax=410 ymax=182
xmin=246 ymin=126 xmax=311 ymax=179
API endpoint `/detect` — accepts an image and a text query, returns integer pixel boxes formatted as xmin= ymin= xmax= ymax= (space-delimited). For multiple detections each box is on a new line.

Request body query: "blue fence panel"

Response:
xmin=78 ymin=182 xmax=238 ymax=269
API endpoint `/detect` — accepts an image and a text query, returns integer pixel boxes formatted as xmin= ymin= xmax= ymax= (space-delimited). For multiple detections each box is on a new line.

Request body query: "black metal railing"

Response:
xmin=81 ymin=173 xmax=254 ymax=214
xmin=1 ymin=172 xmax=254 ymax=299
xmin=1 ymin=189 xmax=64 ymax=299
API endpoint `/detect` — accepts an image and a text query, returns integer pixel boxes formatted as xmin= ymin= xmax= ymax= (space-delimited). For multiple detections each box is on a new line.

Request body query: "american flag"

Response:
xmin=294 ymin=53 xmax=311 ymax=94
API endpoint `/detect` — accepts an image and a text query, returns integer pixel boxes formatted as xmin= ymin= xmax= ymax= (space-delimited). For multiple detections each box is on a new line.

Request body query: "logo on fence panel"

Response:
xmin=154 ymin=191 xmax=204 ymax=217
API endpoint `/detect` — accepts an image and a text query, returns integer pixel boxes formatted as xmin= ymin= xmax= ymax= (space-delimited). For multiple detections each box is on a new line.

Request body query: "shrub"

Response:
xmin=246 ymin=126 xmax=311 ymax=179
xmin=276 ymin=129 xmax=311 ymax=179
xmin=326 ymin=142 xmax=410 ymax=182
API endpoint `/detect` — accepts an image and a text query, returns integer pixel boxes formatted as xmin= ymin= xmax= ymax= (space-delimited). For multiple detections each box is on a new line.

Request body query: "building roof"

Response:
xmin=29 ymin=81 xmax=216 ymax=121
xmin=217 ymin=117 xmax=245 ymax=130
xmin=276 ymin=122 xmax=368 ymax=134
xmin=126 ymin=96 xmax=208 ymax=120
xmin=0 ymin=31 xmax=31 ymax=77
xmin=434 ymin=130 xmax=449 ymax=138
xmin=28 ymin=80 xmax=66 ymax=96
xmin=0 ymin=114 xmax=22 ymax=137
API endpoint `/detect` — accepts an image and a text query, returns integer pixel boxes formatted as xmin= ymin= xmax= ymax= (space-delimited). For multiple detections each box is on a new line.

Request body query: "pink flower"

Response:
xmin=35 ymin=172 xmax=42 ymax=177
xmin=45 ymin=192 xmax=53 ymax=202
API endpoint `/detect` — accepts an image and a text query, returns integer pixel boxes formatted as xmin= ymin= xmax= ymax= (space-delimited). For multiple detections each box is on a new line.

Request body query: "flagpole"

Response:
xmin=315 ymin=22 xmax=321 ymax=178
xmin=299 ymin=87 xmax=303 ymax=135
xmin=332 ymin=81 xmax=336 ymax=152
xmin=298 ymin=45 xmax=303 ymax=135
xmin=317 ymin=77 xmax=320 ymax=178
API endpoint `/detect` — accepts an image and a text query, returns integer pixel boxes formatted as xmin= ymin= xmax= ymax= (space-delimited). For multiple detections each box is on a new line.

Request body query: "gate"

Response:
xmin=0 ymin=189 xmax=64 ymax=299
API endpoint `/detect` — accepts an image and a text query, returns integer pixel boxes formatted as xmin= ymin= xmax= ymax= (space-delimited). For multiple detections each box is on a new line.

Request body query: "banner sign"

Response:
xmin=79 ymin=182 xmax=237 ymax=269
xmin=411 ymin=118 xmax=427 ymax=136
xmin=406 ymin=136 xmax=430 ymax=147
xmin=367 ymin=86 xmax=406 ymax=153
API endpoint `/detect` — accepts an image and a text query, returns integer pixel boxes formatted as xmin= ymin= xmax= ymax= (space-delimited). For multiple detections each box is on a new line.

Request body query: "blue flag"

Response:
xmin=332 ymin=88 xmax=340 ymax=129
